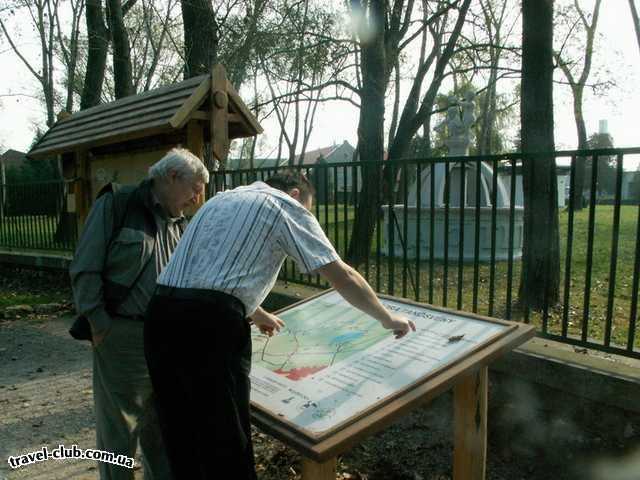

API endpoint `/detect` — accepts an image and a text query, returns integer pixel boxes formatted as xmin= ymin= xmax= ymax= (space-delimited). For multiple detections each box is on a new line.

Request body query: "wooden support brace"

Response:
xmin=186 ymin=119 xmax=206 ymax=214
xmin=74 ymin=149 xmax=91 ymax=231
xmin=301 ymin=457 xmax=337 ymax=480
xmin=453 ymin=366 xmax=488 ymax=480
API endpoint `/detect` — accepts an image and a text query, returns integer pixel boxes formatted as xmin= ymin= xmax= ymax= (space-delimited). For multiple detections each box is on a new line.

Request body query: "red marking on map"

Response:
xmin=274 ymin=365 xmax=326 ymax=381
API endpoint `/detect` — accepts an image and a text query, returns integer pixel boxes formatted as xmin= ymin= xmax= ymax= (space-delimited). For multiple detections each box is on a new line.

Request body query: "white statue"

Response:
xmin=435 ymin=92 xmax=476 ymax=156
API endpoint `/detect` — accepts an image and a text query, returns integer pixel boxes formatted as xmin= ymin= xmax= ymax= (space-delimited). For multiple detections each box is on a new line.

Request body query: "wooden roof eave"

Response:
xmin=28 ymin=122 xmax=177 ymax=160
xmin=168 ymin=76 xmax=212 ymax=130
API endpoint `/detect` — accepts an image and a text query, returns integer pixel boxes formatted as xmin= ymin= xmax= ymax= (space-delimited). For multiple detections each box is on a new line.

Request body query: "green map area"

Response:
xmin=251 ymin=299 xmax=389 ymax=381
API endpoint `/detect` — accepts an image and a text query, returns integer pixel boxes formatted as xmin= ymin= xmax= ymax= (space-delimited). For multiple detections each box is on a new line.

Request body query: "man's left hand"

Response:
xmin=250 ymin=308 xmax=285 ymax=337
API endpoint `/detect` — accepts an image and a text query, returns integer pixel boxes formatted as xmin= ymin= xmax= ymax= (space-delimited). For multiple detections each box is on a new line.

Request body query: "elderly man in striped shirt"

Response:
xmin=144 ymin=171 xmax=415 ymax=480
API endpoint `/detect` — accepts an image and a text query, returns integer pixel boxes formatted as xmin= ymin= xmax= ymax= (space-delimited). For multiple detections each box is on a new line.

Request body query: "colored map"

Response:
xmin=251 ymin=298 xmax=389 ymax=381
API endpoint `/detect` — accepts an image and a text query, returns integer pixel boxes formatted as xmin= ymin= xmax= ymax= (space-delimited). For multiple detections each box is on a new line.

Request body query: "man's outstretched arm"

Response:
xmin=315 ymin=260 xmax=416 ymax=338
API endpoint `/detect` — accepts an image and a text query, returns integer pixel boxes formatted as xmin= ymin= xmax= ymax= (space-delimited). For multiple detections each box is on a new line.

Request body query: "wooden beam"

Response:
xmin=301 ymin=457 xmax=336 ymax=480
xmin=186 ymin=119 xmax=206 ymax=215
xmin=169 ymin=76 xmax=212 ymax=129
xmin=74 ymin=150 xmax=91 ymax=232
xmin=190 ymin=111 xmax=208 ymax=121
xmin=211 ymin=65 xmax=229 ymax=164
xmin=453 ymin=367 xmax=488 ymax=480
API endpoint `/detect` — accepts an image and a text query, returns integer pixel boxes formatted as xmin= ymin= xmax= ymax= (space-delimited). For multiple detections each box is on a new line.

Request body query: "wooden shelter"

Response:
xmin=28 ymin=64 xmax=262 ymax=230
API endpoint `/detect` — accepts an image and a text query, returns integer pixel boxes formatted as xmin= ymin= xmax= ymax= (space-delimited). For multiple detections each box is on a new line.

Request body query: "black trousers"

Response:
xmin=144 ymin=286 xmax=256 ymax=480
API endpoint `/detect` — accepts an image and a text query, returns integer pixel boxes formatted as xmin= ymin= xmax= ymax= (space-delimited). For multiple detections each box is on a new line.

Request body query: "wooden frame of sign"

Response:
xmin=250 ymin=290 xmax=535 ymax=480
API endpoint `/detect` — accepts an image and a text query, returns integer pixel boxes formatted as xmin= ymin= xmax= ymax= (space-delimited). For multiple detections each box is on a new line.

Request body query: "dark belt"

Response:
xmin=154 ymin=285 xmax=246 ymax=318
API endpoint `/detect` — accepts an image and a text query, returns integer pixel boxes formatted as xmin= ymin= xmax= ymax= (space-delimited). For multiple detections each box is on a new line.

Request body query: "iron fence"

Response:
xmin=210 ymin=147 xmax=640 ymax=360
xmin=1 ymin=149 xmax=639 ymax=359
xmin=0 ymin=179 xmax=76 ymax=252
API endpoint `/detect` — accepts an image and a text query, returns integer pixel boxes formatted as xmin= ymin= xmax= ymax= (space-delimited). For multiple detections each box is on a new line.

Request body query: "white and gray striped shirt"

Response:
xmin=158 ymin=181 xmax=339 ymax=315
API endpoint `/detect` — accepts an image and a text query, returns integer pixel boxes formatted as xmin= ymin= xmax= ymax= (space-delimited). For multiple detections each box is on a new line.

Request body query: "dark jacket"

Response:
xmin=69 ymin=179 xmax=185 ymax=340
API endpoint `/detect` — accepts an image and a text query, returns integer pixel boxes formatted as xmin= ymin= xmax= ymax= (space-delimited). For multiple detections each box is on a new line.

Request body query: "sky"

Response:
xmin=0 ymin=1 xmax=639 ymax=167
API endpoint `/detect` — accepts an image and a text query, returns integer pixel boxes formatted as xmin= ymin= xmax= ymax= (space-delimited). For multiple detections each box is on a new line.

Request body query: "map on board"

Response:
xmin=252 ymin=299 xmax=389 ymax=381
xmin=250 ymin=290 xmax=511 ymax=439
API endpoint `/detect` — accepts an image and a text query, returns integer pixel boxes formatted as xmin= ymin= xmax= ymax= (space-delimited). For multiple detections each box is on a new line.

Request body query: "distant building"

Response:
xmin=0 ymin=149 xmax=27 ymax=182
xmin=297 ymin=141 xmax=357 ymax=203
xmin=223 ymin=141 xmax=359 ymax=203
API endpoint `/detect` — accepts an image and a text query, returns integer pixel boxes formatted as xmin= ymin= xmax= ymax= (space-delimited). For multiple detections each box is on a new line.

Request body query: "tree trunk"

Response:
xmin=571 ymin=87 xmax=588 ymax=209
xmin=346 ymin=0 xmax=386 ymax=265
xmin=107 ymin=0 xmax=134 ymax=98
xmin=181 ymin=0 xmax=217 ymax=78
xmin=81 ymin=0 xmax=109 ymax=109
xmin=478 ymin=63 xmax=498 ymax=155
xmin=519 ymin=0 xmax=560 ymax=310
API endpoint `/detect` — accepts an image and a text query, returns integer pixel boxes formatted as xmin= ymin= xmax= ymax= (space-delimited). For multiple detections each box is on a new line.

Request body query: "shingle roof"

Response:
xmin=28 ymin=73 xmax=262 ymax=159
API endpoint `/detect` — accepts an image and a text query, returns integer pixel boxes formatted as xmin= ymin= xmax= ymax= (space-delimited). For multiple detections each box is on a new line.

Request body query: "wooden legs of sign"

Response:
xmin=299 ymin=367 xmax=488 ymax=480
xmin=453 ymin=366 xmax=488 ymax=480
xmin=301 ymin=457 xmax=337 ymax=480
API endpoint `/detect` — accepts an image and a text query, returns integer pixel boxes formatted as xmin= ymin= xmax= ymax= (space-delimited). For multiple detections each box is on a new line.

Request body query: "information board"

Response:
xmin=250 ymin=290 xmax=514 ymax=441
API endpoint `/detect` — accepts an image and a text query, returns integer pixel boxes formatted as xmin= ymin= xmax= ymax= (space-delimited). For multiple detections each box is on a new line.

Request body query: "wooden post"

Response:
xmin=301 ymin=457 xmax=337 ymax=480
xmin=186 ymin=119 xmax=206 ymax=213
xmin=74 ymin=149 xmax=91 ymax=232
xmin=211 ymin=64 xmax=229 ymax=166
xmin=453 ymin=367 xmax=488 ymax=480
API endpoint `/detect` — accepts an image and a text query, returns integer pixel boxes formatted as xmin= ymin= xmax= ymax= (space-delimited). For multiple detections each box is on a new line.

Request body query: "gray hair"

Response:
xmin=148 ymin=147 xmax=209 ymax=183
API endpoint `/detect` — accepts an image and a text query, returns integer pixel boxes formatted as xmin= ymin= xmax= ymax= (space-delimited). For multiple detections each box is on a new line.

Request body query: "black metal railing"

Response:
xmin=0 ymin=179 xmax=76 ymax=252
xmin=210 ymin=147 xmax=640 ymax=360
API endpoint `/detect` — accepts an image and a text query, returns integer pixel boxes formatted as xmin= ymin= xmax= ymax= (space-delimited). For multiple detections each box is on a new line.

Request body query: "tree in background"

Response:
xmin=520 ymin=0 xmax=560 ymax=310
xmin=81 ymin=0 xmax=139 ymax=108
xmin=258 ymin=1 xmax=346 ymax=165
xmin=555 ymin=0 xmax=604 ymax=211
xmin=107 ymin=0 xmax=134 ymax=98
xmin=81 ymin=0 xmax=109 ymax=108
xmin=0 ymin=0 xmax=85 ymax=124
xmin=346 ymin=0 xmax=472 ymax=264
xmin=181 ymin=0 xmax=217 ymax=78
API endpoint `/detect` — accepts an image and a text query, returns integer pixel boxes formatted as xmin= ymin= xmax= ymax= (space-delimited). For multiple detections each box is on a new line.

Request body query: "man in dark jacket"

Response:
xmin=70 ymin=147 xmax=208 ymax=480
